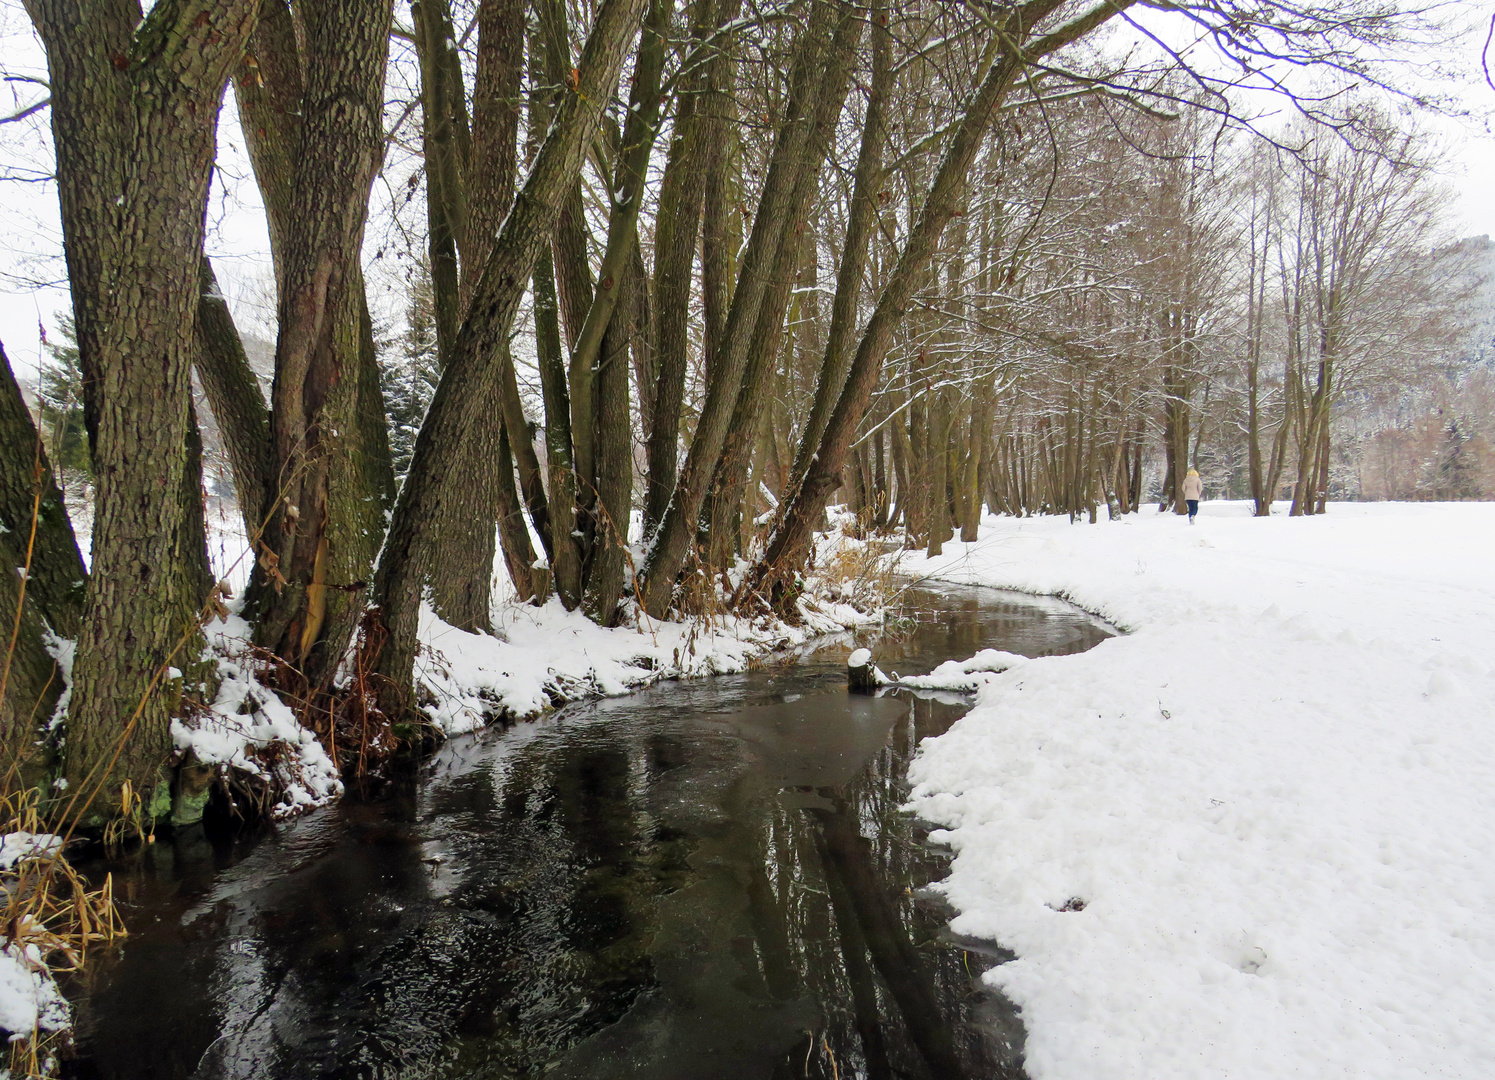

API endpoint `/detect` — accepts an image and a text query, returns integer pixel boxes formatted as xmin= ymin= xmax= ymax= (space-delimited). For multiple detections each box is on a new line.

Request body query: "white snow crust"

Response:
xmin=415 ymin=594 xmax=877 ymax=736
xmin=901 ymin=501 xmax=1495 ymax=1080
xmin=170 ymin=614 xmax=343 ymax=818
xmin=0 ymin=840 xmax=70 ymax=1041
xmin=0 ymin=833 xmax=63 ymax=872
xmin=889 ymin=648 xmax=1027 ymax=691
xmin=0 ymin=942 xmax=68 ymax=1039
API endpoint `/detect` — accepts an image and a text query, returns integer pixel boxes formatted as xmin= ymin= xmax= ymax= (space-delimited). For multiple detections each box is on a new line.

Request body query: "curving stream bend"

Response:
xmin=63 ymin=584 xmax=1111 ymax=1080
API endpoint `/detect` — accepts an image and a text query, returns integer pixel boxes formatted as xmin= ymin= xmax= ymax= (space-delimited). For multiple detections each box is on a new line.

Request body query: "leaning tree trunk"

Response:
xmin=193 ymin=259 xmax=275 ymax=545
xmin=0 ymin=344 xmax=87 ymax=641
xmin=637 ymin=0 xmax=844 ymax=618
xmin=0 ymin=343 xmax=88 ymax=791
xmin=417 ymin=0 xmax=540 ymax=627
xmin=570 ymin=0 xmax=670 ymax=612
xmin=584 ymin=254 xmax=641 ymax=625
xmin=782 ymin=3 xmax=889 ymax=510
xmin=697 ymin=0 xmax=744 ymax=389
xmin=705 ymin=8 xmax=862 ymax=573
xmin=28 ymin=0 xmax=260 ymax=819
xmin=643 ymin=0 xmax=734 ymax=537
xmin=369 ymin=0 xmax=649 ymax=716
xmin=237 ymin=0 xmax=397 ymax=689
xmin=743 ymin=0 xmax=1134 ymax=613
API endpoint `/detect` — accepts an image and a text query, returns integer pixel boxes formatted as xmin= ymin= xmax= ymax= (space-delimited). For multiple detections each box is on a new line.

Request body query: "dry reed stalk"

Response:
xmin=1 ymin=789 xmax=125 ymax=1077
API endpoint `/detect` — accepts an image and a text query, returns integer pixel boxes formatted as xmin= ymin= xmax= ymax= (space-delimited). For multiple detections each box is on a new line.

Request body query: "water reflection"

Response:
xmin=62 ymin=586 xmax=1108 ymax=1080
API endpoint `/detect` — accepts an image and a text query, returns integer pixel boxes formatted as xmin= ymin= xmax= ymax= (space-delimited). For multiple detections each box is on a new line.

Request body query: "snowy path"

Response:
xmin=899 ymin=502 xmax=1495 ymax=1080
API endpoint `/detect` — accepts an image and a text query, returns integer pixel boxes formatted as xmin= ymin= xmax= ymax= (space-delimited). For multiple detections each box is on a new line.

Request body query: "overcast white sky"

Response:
xmin=0 ymin=1 xmax=1492 ymax=385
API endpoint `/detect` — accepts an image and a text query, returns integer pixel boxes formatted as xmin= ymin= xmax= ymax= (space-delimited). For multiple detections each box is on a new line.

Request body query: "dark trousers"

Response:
xmin=1187 ymin=499 xmax=1199 ymax=518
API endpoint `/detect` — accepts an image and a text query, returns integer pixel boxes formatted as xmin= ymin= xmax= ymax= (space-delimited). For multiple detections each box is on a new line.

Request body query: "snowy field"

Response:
xmin=899 ymin=501 xmax=1495 ymax=1080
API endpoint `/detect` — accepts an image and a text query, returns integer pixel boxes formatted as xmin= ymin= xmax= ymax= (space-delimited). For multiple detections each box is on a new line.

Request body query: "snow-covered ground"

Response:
xmin=415 ymin=590 xmax=878 ymax=736
xmin=899 ymin=501 xmax=1495 ymax=1080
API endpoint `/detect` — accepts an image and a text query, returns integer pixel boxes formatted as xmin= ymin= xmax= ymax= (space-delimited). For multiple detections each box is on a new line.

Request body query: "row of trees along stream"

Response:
xmin=0 ymin=0 xmax=1466 ymax=825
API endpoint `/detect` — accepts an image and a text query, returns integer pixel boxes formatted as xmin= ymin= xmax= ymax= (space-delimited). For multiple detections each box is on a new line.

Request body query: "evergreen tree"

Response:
xmin=1431 ymin=418 xmax=1479 ymax=500
xmin=37 ymin=316 xmax=91 ymax=480
xmin=379 ymin=264 xmax=440 ymax=479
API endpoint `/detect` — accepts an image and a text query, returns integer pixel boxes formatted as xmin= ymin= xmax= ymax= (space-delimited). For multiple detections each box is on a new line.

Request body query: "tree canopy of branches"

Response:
xmin=0 ymin=0 xmax=1469 ymax=825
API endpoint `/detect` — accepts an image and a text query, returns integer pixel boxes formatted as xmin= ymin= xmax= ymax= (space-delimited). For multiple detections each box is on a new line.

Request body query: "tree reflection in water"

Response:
xmin=66 ymin=587 xmax=1108 ymax=1080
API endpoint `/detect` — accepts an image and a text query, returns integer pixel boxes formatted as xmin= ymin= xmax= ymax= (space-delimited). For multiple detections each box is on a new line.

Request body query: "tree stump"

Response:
xmin=848 ymin=648 xmax=877 ymax=693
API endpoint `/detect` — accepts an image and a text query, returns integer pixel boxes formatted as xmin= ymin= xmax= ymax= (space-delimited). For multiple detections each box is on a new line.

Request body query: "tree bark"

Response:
xmin=637 ymin=0 xmax=844 ymax=618
xmin=0 ymin=343 xmax=87 ymax=639
xmin=570 ymin=0 xmax=669 ymax=535
xmin=534 ymin=250 xmax=584 ymax=608
xmin=744 ymin=0 xmax=1135 ymax=612
xmin=194 ymin=258 xmax=274 ymax=544
xmin=0 ymin=343 xmax=84 ymax=790
xmin=642 ymin=0 xmax=721 ymax=537
xmin=926 ymin=387 xmax=949 ymax=556
xmin=784 ymin=4 xmax=889 ymax=502
xmin=238 ymin=0 xmax=396 ymax=688
xmin=705 ymin=9 xmax=861 ymax=570
xmin=961 ymin=381 xmax=986 ymax=541
xmin=28 ymin=0 xmax=260 ymax=815
xmin=696 ymin=0 xmax=744 ymax=381
xmin=370 ymin=0 xmax=649 ymax=713
xmin=419 ymin=0 xmax=536 ymax=628
xmin=584 ymin=249 xmax=641 ymax=625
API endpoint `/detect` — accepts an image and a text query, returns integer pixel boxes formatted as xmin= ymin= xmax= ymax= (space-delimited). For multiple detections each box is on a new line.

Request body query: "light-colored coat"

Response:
xmin=1182 ymin=474 xmax=1203 ymax=500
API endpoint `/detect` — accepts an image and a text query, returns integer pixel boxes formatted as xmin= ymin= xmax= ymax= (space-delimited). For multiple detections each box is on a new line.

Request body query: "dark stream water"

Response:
xmin=62 ymin=584 xmax=1110 ymax=1080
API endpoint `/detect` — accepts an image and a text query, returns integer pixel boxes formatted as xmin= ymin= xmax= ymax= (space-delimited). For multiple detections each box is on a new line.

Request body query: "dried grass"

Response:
xmin=795 ymin=517 xmax=902 ymax=615
xmin=0 ymin=790 xmax=125 ymax=1078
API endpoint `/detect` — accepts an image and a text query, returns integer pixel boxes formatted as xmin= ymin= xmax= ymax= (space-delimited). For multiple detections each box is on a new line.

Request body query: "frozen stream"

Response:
xmin=63 ymin=584 xmax=1110 ymax=1080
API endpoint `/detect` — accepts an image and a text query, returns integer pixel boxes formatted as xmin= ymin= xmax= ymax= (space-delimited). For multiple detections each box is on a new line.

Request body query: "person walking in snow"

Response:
xmin=1183 ymin=468 xmax=1203 ymax=524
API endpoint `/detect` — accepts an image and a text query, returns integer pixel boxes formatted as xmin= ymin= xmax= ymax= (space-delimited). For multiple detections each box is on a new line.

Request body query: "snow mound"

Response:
xmin=0 ymin=833 xmax=63 ymax=872
xmin=0 ymin=942 xmax=69 ymax=1039
xmin=888 ymin=648 xmax=1027 ymax=691
xmin=169 ymin=614 xmax=343 ymax=818
xmin=0 ymin=844 xmax=72 ymax=1044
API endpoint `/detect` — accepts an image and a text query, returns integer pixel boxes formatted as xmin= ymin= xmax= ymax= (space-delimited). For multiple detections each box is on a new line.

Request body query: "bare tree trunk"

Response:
xmin=706 ymin=6 xmax=866 ymax=565
xmin=584 ymin=254 xmax=640 ymax=625
xmin=643 ymin=0 xmax=733 ymax=536
xmin=0 ymin=343 xmax=86 ymax=788
xmin=370 ymin=0 xmax=649 ymax=714
xmin=416 ymin=0 xmax=522 ymax=630
xmin=1161 ymin=359 xmax=1190 ymax=514
xmin=697 ymin=0 xmax=745 ymax=380
xmin=784 ymin=2 xmax=890 ymax=495
xmin=0 ymin=344 xmax=87 ymax=640
xmin=906 ymin=364 xmax=931 ymax=546
xmin=960 ymin=382 xmax=986 ymax=542
xmin=926 ymin=389 xmax=949 ymax=557
xmin=193 ymin=259 xmax=274 ymax=544
xmin=743 ymin=0 xmax=1136 ymax=612
xmin=1313 ymin=377 xmax=1333 ymax=514
xmin=637 ymin=0 xmax=847 ymax=618
xmin=889 ymin=410 xmax=909 ymax=530
xmin=873 ymin=425 xmax=890 ymax=528
xmin=29 ymin=0 xmax=259 ymax=814
xmin=576 ymin=0 xmax=671 ymax=618
xmin=535 ymin=250 xmax=585 ymax=608
xmin=242 ymin=0 xmax=395 ymax=686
